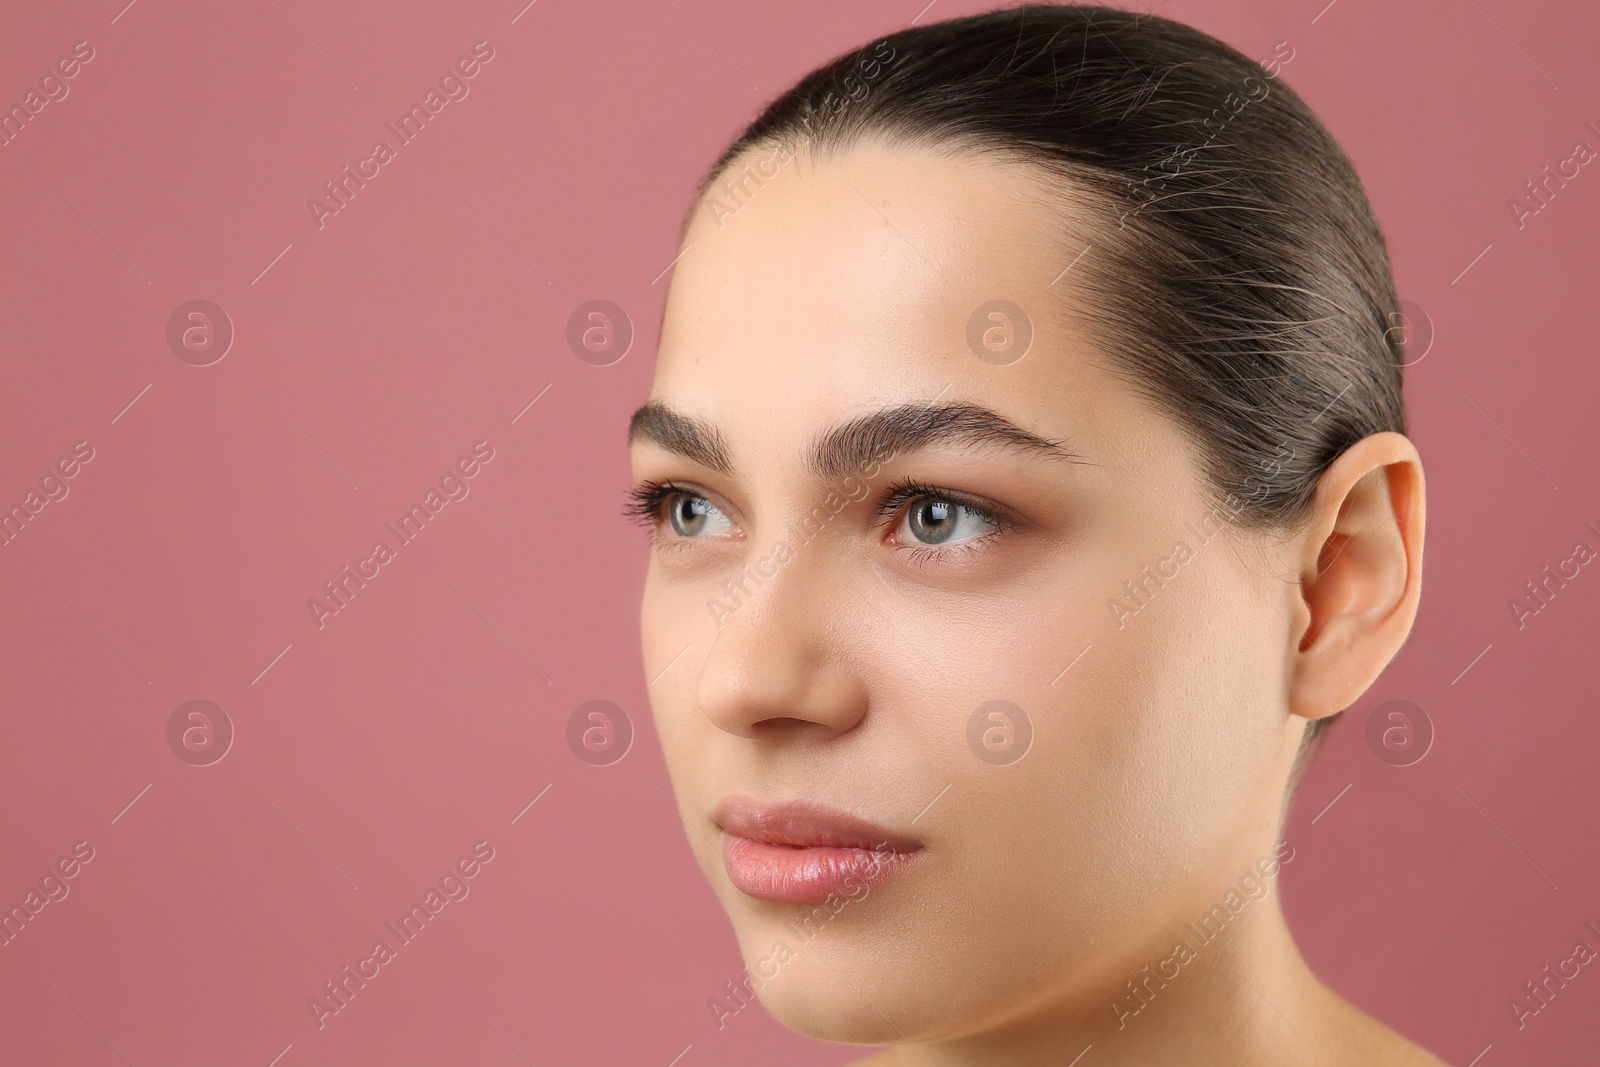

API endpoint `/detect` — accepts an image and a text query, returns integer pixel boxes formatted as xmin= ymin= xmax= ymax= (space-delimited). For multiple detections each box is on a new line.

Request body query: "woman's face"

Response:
xmin=631 ymin=140 xmax=1309 ymax=1042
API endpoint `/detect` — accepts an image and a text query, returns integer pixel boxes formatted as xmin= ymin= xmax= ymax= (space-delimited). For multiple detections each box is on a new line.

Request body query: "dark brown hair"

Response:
xmin=693 ymin=4 xmax=1409 ymax=757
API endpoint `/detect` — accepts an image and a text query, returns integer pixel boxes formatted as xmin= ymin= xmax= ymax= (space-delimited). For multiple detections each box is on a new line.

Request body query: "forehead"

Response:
xmin=644 ymin=141 xmax=1187 ymax=488
xmin=659 ymin=141 xmax=1078 ymax=387
xmin=639 ymin=140 xmax=1216 ymax=554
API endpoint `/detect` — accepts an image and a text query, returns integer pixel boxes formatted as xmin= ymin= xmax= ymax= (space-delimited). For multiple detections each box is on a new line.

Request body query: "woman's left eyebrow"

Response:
xmin=805 ymin=401 xmax=1081 ymax=482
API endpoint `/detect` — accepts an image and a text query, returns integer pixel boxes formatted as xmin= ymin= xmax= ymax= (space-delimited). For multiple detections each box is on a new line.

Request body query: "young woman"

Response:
xmin=627 ymin=6 xmax=1445 ymax=1064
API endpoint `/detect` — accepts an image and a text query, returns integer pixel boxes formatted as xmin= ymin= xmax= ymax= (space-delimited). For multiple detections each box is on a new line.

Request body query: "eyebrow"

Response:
xmin=627 ymin=398 xmax=1080 ymax=483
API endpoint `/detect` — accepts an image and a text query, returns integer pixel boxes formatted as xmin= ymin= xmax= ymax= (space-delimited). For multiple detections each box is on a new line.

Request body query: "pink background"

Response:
xmin=1 ymin=0 xmax=1596 ymax=1064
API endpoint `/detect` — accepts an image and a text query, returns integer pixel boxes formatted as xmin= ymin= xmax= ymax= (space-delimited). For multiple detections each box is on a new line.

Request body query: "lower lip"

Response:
xmin=721 ymin=834 xmax=921 ymax=904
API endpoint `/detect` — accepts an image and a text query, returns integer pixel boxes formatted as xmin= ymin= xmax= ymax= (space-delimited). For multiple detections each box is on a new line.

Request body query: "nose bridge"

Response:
xmin=694 ymin=522 xmax=867 ymax=739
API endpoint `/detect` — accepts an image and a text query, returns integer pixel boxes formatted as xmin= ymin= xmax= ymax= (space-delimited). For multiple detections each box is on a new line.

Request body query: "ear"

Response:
xmin=1287 ymin=431 xmax=1426 ymax=722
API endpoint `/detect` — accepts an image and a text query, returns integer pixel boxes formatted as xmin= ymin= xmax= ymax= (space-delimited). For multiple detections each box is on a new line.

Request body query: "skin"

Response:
xmin=630 ymin=138 xmax=1443 ymax=1066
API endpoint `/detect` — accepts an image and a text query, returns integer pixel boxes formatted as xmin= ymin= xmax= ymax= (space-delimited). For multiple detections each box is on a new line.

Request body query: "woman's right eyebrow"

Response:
xmin=627 ymin=398 xmax=1081 ymax=484
xmin=627 ymin=400 xmax=735 ymax=474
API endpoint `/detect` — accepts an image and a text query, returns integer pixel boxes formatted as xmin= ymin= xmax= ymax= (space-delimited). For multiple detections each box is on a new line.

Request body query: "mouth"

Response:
xmin=713 ymin=795 xmax=924 ymax=905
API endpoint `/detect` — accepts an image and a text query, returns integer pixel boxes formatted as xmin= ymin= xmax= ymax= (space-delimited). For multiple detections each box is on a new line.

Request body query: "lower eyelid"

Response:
xmin=893 ymin=533 xmax=1000 ymax=567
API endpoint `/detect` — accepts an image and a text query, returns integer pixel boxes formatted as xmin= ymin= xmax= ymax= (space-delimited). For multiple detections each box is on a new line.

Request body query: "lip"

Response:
xmin=714 ymin=795 xmax=924 ymax=905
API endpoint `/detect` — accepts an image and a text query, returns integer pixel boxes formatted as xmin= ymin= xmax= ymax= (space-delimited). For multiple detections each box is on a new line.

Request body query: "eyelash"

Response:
xmin=623 ymin=477 xmax=1013 ymax=563
xmin=877 ymin=478 xmax=1012 ymax=565
xmin=623 ymin=479 xmax=679 ymax=529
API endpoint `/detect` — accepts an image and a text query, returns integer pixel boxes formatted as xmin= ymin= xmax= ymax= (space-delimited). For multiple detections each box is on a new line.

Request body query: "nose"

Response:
xmin=694 ymin=550 xmax=869 ymax=740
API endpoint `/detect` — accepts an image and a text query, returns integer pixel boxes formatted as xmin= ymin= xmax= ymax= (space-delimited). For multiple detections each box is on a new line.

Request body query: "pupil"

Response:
xmin=671 ymin=495 xmax=707 ymax=536
xmin=912 ymin=499 xmax=954 ymax=543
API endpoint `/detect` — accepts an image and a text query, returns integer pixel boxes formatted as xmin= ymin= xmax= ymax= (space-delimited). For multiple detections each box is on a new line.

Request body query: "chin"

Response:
xmin=730 ymin=943 xmax=915 ymax=1044
xmin=719 ymin=901 xmax=992 ymax=1046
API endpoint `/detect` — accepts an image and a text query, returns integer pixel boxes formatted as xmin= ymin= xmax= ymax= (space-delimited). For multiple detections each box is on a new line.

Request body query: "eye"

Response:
xmin=895 ymin=496 xmax=1001 ymax=546
xmin=625 ymin=481 xmax=738 ymax=540
xmin=665 ymin=491 xmax=735 ymax=538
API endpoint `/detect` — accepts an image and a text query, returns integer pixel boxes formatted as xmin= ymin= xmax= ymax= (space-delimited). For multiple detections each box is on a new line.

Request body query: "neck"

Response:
xmin=887 ymin=897 xmax=1340 ymax=1066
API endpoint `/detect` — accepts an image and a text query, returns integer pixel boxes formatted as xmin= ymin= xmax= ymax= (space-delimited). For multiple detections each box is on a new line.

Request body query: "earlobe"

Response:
xmin=1287 ymin=432 xmax=1426 ymax=721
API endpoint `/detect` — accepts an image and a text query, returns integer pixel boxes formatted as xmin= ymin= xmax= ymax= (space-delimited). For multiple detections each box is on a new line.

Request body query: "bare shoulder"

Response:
xmin=1347 ymin=1023 xmax=1451 ymax=1066
xmin=1322 ymin=988 xmax=1450 ymax=1066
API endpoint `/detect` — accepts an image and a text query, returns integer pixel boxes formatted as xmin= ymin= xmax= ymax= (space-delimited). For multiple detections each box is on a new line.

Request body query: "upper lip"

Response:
xmin=713 ymin=795 xmax=923 ymax=853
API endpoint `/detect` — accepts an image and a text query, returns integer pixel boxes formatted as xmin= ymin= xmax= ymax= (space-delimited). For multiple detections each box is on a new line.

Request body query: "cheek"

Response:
xmin=840 ymin=580 xmax=1125 ymax=955
xmin=640 ymin=564 xmax=703 ymax=680
xmin=1063 ymin=547 xmax=1290 ymax=874
xmin=641 ymin=591 xmax=727 ymax=882
xmin=640 ymin=569 xmax=723 ymax=777
xmin=906 ymin=539 xmax=1286 ymax=957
